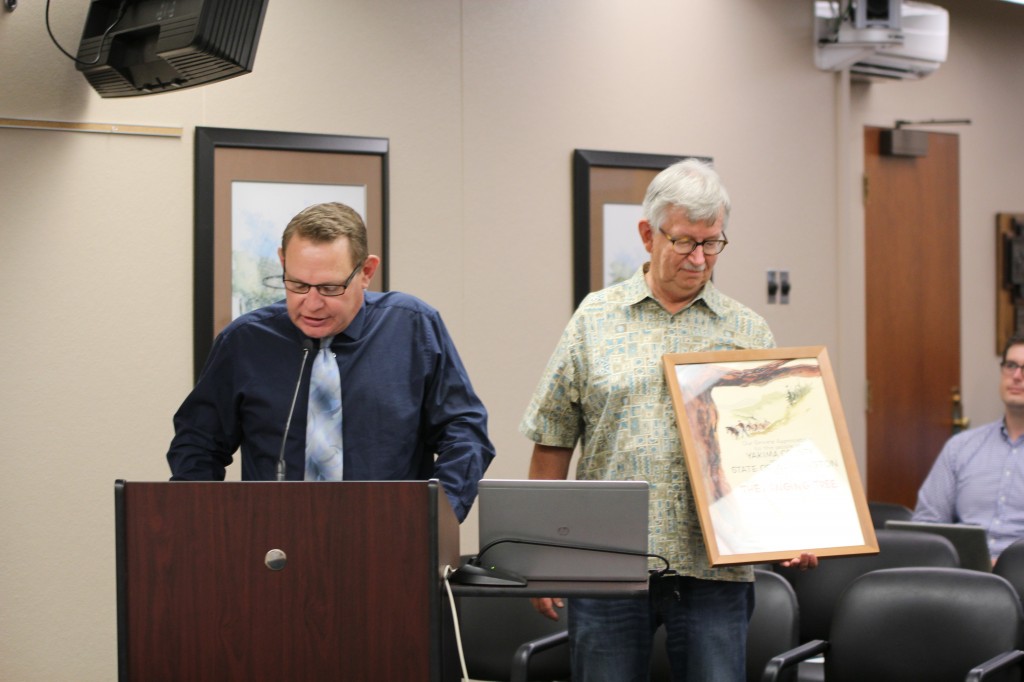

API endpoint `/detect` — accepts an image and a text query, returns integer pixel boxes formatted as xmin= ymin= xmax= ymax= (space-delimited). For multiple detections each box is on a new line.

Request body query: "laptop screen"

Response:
xmin=476 ymin=479 xmax=651 ymax=581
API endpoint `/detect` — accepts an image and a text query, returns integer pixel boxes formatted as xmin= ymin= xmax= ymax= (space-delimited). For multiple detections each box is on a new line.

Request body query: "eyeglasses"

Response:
xmin=1002 ymin=360 xmax=1024 ymax=376
xmin=658 ymin=228 xmax=728 ymax=256
xmin=263 ymin=261 xmax=364 ymax=297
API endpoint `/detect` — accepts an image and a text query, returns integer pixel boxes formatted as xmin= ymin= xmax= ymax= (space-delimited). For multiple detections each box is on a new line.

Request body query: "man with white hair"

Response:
xmin=521 ymin=159 xmax=816 ymax=681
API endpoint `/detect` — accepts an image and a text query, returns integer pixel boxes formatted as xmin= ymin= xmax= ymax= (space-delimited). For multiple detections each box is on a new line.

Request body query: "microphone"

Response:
xmin=276 ymin=339 xmax=315 ymax=481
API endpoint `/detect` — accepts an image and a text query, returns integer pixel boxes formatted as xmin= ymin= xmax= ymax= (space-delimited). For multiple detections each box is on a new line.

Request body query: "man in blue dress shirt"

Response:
xmin=913 ymin=334 xmax=1024 ymax=561
xmin=167 ymin=202 xmax=495 ymax=522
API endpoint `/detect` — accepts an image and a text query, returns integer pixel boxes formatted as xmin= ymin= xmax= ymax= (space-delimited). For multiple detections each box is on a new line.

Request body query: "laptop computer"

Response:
xmin=884 ymin=520 xmax=994 ymax=572
xmin=474 ymin=479 xmax=651 ymax=581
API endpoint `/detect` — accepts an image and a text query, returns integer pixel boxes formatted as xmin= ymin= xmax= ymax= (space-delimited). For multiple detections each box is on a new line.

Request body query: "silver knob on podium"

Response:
xmin=265 ymin=549 xmax=287 ymax=571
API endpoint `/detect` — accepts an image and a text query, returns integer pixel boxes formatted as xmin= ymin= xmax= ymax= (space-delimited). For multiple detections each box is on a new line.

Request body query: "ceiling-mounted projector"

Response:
xmin=813 ymin=1 xmax=949 ymax=81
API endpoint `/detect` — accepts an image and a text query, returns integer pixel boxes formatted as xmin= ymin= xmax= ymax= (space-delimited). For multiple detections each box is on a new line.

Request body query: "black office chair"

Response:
xmin=867 ymin=500 xmax=913 ymax=529
xmin=746 ymin=569 xmax=801 ymax=682
xmin=775 ymin=528 xmax=959 ymax=644
xmin=994 ymin=537 xmax=1024 ymax=606
xmin=457 ymin=594 xmax=570 ymax=682
xmin=762 ymin=567 xmax=1024 ymax=682
xmin=650 ymin=568 xmax=800 ymax=682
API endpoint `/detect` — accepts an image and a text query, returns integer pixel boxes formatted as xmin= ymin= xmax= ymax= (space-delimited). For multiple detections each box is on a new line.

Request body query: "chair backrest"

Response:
xmin=650 ymin=569 xmax=800 ymax=682
xmin=459 ymin=595 xmax=569 ymax=681
xmin=867 ymin=500 xmax=914 ymax=529
xmin=995 ymin=537 xmax=1024 ymax=606
xmin=775 ymin=528 xmax=959 ymax=642
xmin=745 ymin=569 xmax=800 ymax=682
xmin=824 ymin=567 xmax=1023 ymax=682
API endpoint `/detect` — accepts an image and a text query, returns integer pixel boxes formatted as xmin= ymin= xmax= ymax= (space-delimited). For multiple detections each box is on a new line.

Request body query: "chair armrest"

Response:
xmin=966 ymin=649 xmax=1024 ymax=681
xmin=510 ymin=630 xmax=570 ymax=682
xmin=761 ymin=640 xmax=829 ymax=682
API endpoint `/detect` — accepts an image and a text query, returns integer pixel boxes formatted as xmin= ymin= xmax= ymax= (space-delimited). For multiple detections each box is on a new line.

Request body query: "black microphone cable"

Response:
xmin=472 ymin=537 xmax=672 ymax=576
xmin=275 ymin=339 xmax=315 ymax=481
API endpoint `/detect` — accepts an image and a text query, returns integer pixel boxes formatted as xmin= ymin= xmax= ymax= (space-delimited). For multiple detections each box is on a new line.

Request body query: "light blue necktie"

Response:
xmin=305 ymin=336 xmax=343 ymax=481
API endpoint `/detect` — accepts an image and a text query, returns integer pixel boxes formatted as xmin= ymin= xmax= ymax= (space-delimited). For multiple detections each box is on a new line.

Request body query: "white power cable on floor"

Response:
xmin=442 ymin=565 xmax=472 ymax=681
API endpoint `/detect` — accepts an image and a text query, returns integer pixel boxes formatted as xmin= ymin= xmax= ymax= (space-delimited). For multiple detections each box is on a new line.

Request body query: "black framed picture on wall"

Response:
xmin=571 ymin=149 xmax=709 ymax=309
xmin=193 ymin=127 xmax=389 ymax=379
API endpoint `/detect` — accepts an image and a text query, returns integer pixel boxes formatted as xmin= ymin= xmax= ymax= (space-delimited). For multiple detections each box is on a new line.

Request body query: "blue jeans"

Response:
xmin=568 ymin=575 xmax=754 ymax=682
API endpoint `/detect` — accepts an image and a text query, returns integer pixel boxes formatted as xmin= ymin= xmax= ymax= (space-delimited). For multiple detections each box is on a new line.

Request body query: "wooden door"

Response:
xmin=864 ymin=126 xmax=961 ymax=509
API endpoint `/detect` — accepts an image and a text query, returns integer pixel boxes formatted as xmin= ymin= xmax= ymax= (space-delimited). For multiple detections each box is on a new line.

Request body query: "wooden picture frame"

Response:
xmin=996 ymin=212 xmax=1024 ymax=354
xmin=193 ymin=127 xmax=388 ymax=380
xmin=571 ymin=149 xmax=708 ymax=309
xmin=663 ymin=346 xmax=877 ymax=566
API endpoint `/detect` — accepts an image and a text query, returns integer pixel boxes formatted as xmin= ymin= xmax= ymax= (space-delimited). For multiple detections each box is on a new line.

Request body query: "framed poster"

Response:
xmin=193 ymin=127 xmax=388 ymax=380
xmin=571 ymin=149 xmax=709 ymax=309
xmin=997 ymin=213 xmax=1024 ymax=354
xmin=663 ymin=346 xmax=877 ymax=566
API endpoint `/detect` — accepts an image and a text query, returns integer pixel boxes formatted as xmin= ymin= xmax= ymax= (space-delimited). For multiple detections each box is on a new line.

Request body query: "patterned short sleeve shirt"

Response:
xmin=520 ymin=266 xmax=775 ymax=581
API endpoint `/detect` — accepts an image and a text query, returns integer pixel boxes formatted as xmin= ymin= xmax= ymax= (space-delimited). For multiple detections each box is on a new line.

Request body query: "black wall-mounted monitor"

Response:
xmin=75 ymin=0 xmax=270 ymax=98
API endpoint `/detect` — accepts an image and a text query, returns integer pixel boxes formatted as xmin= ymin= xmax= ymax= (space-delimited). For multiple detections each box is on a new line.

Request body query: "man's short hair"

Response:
xmin=641 ymin=158 xmax=731 ymax=231
xmin=1003 ymin=334 xmax=1024 ymax=363
xmin=281 ymin=202 xmax=368 ymax=266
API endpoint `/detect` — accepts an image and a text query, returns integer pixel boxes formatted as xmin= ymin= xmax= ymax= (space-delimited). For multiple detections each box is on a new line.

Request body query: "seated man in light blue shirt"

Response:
xmin=913 ymin=334 xmax=1024 ymax=562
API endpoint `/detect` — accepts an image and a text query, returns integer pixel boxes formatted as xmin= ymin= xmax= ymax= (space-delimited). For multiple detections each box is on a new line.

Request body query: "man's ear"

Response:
xmin=358 ymin=255 xmax=381 ymax=288
xmin=639 ymin=220 xmax=654 ymax=254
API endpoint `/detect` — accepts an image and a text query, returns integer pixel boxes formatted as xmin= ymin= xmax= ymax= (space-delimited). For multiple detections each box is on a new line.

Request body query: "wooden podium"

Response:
xmin=115 ymin=480 xmax=461 ymax=681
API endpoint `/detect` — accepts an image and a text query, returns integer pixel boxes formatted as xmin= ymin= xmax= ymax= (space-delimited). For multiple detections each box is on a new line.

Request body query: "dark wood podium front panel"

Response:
xmin=115 ymin=481 xmax=460 ymax=681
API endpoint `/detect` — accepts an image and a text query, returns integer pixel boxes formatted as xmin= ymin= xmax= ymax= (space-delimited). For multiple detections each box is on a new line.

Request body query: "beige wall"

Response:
xmin=1 ymin=0 xmax=1021 ymax=678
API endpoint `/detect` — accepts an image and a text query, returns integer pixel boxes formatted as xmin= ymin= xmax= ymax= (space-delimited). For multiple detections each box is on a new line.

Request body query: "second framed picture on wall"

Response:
xmin=571 ymin=149 xmax=708 ymax=309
